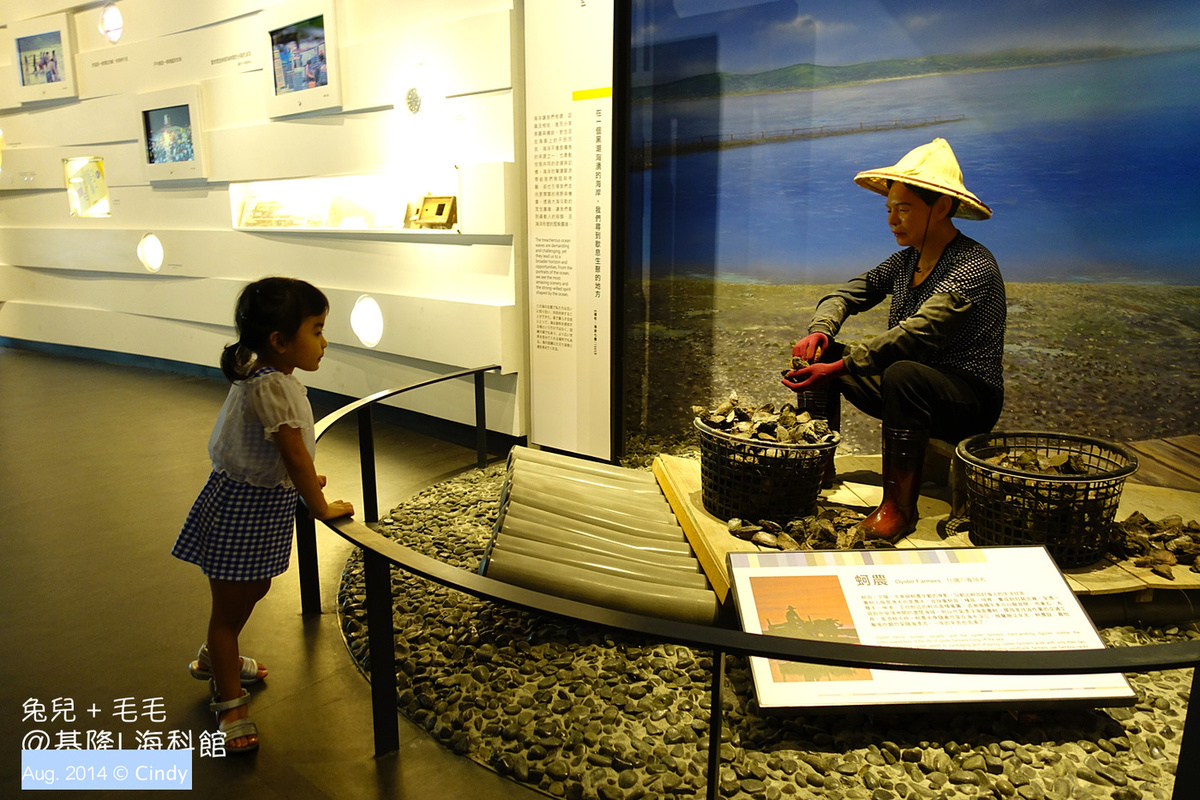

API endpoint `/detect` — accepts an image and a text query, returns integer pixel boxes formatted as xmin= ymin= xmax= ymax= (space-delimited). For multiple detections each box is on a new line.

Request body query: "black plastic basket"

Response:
xmin=695 ymin=418 xmax=838 ymax=521
xmin=956 ymin=431 xmax=1138 ymax=569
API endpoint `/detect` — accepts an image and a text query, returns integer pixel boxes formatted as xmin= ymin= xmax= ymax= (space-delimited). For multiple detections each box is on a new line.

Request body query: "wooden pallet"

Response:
xmin=654 ymin=450 xmax=1200 ymax=601
xmin=1128 ymin=435 xmax=1200 ymax=494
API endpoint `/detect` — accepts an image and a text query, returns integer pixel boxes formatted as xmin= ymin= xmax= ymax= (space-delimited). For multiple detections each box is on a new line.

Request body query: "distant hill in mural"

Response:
xmin=632 ymin=46 xmax=1179 ymax=102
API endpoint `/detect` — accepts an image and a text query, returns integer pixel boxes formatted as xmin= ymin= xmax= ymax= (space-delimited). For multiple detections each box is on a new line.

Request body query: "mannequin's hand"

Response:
xmin=792 ymin=332 xmax=830 ymax=362
xmin=782 ymin=359 xmax=847 ymax=392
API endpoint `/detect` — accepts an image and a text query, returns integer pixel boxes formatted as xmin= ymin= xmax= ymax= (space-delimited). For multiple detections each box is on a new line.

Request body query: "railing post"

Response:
xmin=358 ymin=404 xmax=379 ymax=524
xmin=1174 ymin=666 xmax=1200 ymax=800
xmin=706 ymin=648 xmax=725 ymax=800
xmin=364 ymin=548 xmax=399 ymax=756
xmin=474 ymin=370 xmax=488 ymax=469
xmin=294 ymin=500 xmax=321 ymax=616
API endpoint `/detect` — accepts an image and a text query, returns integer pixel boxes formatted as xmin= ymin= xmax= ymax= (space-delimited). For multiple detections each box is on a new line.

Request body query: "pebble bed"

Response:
xmin=337 ymin=463 xmax=1193 ymax=800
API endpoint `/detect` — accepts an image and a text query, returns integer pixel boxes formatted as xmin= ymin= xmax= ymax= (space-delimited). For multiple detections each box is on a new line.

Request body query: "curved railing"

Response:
xmin=296 ymin=372 xmax=1199 ymax=800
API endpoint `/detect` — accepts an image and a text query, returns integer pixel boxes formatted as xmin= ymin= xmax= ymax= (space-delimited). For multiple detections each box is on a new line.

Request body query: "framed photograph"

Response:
xmin=11 ymin=13 xmax=78 ymax=103
xmin=410 ymin=195 xmax=457 ymax=229
xmin=135 ymin=86 xmax=209 ymax=182
xmin=261 ymin=0 xmax=342 ymax=118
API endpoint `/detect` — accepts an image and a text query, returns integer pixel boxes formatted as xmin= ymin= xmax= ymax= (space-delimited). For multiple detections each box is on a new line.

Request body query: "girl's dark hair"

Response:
xmin=220 ymin=277 xmax=329 ymax=382
xmin=887 ymin=180 xmax=961 ymax=218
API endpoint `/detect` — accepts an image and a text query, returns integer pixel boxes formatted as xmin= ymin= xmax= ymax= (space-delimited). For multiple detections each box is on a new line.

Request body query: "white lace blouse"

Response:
xmin=207 ymin=369 xmax=315 ymax=488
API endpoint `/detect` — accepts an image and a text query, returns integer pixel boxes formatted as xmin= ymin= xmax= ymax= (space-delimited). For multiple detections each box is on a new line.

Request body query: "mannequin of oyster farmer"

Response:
xmin=782 ymin=138 xmax=1006 ymax=540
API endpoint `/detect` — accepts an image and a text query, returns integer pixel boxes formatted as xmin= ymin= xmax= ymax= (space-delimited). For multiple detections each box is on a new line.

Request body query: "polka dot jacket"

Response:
xmin=808 ymin=233 xmax=1006 ymax=391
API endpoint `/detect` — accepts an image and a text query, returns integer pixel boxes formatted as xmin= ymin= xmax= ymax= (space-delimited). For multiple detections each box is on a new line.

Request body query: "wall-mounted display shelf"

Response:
xmin=232 ymin=175 xmax=450 ymax=232
xmin=229 ymin=163 xmax=515 ymax=241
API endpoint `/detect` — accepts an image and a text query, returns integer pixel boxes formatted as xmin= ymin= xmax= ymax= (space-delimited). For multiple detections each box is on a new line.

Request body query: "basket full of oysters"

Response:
xmin=693 ymin=392 xmax=840 ymax=522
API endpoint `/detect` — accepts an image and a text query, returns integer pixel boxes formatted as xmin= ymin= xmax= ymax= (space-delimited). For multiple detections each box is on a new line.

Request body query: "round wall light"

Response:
xmin=99 ymin=5 xmax=124 ymax=44
xmin=137 ymin=233 xmax=164 ymax=272
xmin=350 ymin=295 xmax=384 ymax=348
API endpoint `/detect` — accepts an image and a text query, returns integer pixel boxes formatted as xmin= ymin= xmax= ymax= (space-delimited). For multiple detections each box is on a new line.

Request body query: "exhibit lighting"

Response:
xmin=99 ymin=5 xmax=123 ymax=44
xmin=137 ymin=233 xmax=164 ymax=273
xmin=350 ymin=295 xmax=384 ymax=348
xmin=62 ymin=157 xmax=111 ymax=217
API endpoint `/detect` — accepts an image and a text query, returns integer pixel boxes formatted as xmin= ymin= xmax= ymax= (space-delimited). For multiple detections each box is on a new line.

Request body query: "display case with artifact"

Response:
xmin=62 ymin=157 xmax=110 ymax=218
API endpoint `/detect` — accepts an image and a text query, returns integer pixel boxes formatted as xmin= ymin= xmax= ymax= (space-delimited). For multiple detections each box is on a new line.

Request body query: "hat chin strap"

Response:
xmin=916 ymin=212 xmax=931 ymax=255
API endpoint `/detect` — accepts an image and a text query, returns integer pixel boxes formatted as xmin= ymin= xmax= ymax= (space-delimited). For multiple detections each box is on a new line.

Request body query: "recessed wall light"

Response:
xmin=137 ymin=233 xmax=164 ymax=272
xmin=350 ymin=295 xmax=384 ymax=348
xmin=99 ymin=4 xmax=124 ymax=44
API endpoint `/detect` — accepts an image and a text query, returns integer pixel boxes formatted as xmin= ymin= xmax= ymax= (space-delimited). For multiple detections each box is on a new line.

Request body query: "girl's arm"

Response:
xmin=273 ymin=425 xmax=354 ymax=520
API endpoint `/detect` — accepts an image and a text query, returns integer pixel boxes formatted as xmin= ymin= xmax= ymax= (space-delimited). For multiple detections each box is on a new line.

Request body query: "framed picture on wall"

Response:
xmin=11 ymin=13 xmax=78 ymax=103
xmin=261 ymin=0 xmax=343 ymax=118
xmin=135 ymin=85 xmax=209 ymax=182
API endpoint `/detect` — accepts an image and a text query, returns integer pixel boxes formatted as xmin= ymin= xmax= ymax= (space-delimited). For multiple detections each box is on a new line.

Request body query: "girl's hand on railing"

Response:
xmin=314 ymin=499 xmax=354 ymax=520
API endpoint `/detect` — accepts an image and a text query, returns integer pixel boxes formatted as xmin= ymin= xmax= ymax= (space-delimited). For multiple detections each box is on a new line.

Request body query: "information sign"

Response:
xmin=524 ymin=0 xmax=614 ymax=460
xmin=728 ymin=546 xmax=1136 ymax=710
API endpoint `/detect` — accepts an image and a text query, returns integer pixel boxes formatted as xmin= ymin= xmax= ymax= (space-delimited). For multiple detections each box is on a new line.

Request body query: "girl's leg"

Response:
xmin=207 ymin=577 xmax=271 ymax=748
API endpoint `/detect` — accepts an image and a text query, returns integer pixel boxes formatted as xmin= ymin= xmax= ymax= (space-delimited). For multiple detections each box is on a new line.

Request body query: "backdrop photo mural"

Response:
xmin=621 ymin=0 xmax=1200 ymax=459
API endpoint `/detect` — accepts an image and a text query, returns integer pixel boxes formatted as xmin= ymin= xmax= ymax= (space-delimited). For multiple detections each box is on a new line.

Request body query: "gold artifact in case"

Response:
xmin=410 ymin=195 xmax=457 ymax=229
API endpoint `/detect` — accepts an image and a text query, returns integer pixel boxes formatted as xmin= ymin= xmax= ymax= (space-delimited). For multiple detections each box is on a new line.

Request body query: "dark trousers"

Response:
xmin=824 ymin=344 xmax=1003 ymax=443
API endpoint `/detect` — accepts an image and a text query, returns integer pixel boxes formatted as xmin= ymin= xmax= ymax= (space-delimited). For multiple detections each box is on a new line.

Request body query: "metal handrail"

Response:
xmin=293 ymin=364 xmax=500 ymax=614
xmin=297 ymin=382 xmax=1199 ymax=800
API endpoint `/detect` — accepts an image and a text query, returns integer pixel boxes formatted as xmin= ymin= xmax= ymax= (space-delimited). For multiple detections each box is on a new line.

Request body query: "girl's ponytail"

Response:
xmin=220 ymin=341 xmax=254 ymax=383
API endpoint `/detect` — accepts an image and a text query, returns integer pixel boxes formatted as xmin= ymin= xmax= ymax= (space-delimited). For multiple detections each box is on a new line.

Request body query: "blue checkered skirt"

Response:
xmin=172 ymin=471 xmax=299 ymax=581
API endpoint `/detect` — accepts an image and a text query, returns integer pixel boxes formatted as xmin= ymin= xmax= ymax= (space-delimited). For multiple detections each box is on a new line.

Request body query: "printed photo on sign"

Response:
xmin=748 ymin=574 xmax=871 ymax=683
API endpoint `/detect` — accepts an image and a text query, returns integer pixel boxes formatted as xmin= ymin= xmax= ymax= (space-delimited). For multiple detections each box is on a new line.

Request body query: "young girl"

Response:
xmin=172 ymin=277 xmax=354 ymax=752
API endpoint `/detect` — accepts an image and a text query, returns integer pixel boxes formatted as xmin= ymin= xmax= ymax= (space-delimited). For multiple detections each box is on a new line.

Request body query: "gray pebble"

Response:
xmin=339 ymin=464 xmax=1193 ymax=800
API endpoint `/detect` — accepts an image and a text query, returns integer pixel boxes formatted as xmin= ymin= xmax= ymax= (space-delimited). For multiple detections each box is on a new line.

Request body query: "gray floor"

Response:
xmin=0 ymin=345 xmax=539 ymax=799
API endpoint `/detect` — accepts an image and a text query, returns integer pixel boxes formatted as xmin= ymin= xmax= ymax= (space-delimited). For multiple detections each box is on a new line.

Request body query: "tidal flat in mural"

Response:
xmin=625 ymin=1 xmax=1200 ymax=451
xmin=626 ymin=280 xmax=1200 ymax=457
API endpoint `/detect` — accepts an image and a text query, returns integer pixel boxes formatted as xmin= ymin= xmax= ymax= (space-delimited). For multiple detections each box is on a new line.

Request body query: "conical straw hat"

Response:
xmin=854 ymin=138 xmax=991 ymax=220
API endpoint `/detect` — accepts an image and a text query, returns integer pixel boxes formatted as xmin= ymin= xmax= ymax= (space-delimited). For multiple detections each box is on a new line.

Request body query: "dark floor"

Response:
xmin=0 ymin=345 xmax=540 ymax=799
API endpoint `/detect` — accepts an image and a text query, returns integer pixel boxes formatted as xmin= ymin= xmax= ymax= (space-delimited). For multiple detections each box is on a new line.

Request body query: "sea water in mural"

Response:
xmin=624 ymin=0 xmax=1200 ymax=448
xmin=634 ymin=49 xmax=1200 ymax=284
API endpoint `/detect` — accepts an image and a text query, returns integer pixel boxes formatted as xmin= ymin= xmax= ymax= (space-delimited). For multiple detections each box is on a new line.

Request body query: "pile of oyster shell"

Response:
xmin=980 ymin=448 xmax=1092 ymax=475
xmin=727 ymin=507 xmax=893 ymax=551
xmin=693 ymin=391 xmax=840 ymax=446
xmin=695 ymin=392 xmax=857 ymax=552
xmin=1110 ymin=511 xmax=1200 ymax=580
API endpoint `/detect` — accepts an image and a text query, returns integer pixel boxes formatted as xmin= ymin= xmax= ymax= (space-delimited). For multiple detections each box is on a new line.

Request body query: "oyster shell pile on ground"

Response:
xmin=693 ymin=391 xmax=840 ymax=445
xmin=1110 ymin=511 xmax=1200 ymax=580
xmin=727 ymin=507 xmax=893 ymax=552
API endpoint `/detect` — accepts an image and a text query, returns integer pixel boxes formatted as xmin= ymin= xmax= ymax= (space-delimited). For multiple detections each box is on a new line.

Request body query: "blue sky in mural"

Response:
xmin=640 ymin=0 xmax=1200 ymax=71
xmin=631 ymin=1 xmax=1200 ymax=283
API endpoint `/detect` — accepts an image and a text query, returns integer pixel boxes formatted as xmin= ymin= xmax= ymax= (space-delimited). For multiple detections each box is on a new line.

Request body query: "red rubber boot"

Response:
xmin=861 ymin=427 xmax=928 ymax=540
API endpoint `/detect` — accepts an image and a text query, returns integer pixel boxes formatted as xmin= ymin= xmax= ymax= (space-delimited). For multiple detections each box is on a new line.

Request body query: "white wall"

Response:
xmin=0 ymin=0 xmax=528 ymax=437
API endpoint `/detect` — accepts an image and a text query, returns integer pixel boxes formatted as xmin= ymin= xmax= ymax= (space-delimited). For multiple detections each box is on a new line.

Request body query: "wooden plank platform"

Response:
xmin=655 ymin=443 xmax=1200 ymax=601
xmin=1128 ymin=435 xmax=1200 ymax=493
xmin=653 ymin=455 xmax=763 ymax=603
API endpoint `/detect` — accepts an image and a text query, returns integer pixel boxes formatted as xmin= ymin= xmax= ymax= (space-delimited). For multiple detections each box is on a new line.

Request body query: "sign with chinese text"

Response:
xmin=524 ymin=0 xmax=614 ymax=460
xmin=728 ymin=546 xmax=1135 ymax=710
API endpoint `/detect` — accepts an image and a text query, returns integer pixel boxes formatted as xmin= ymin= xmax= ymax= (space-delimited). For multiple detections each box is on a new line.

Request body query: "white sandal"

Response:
xmin=209 ymin=685 xmax=258 ymax=753
xmin=188 ymin=644 xmax=264 ymax=685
